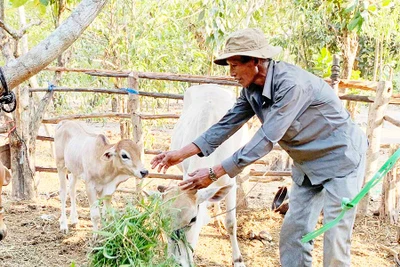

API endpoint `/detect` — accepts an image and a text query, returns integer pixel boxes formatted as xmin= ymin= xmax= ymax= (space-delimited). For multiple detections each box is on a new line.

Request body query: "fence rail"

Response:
xmin=44 ymin=66 xmax=383 ymax=91
xmin=29 ymin=87 xmax=400 ymax=105
xmin=35 ymin=166 xmax=292 ymax=179
xmin=384 ymin=115 xmax=400 ymax=127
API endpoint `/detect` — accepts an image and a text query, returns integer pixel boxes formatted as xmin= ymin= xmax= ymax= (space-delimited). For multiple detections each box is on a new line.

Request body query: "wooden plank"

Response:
xmin=41 ymin=113 xmax=180 ymax=124
xmin=249 ymin=170 xmax=291 ymax=177
xmin=43 ymin=67 xmax=380 ymax=91
xmin=30 ymin=87 xmax=400 ymax=105
xmin=384 ymin=115 xmax=400 ymax=128
xmin=36 ymin=135 xmax=54 ymax=141
xmin=29 ymin=87 xmax=184 ymax=100
xmin=139 ymin=114 xmax=180 ymax=120
xmin=336 ymin=79 xmax=379 ymax=91
xmin=34 ymin=167 xmax=291 ymax=179
xmin=339 ymin=94 xmax=400 ymax=105
xmin=35 ymin=166 xmax=58 ymax=173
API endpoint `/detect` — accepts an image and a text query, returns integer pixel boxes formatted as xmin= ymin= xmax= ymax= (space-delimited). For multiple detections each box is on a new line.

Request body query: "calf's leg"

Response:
xmin=58 ymin=169 xmax=69 ymax=233
xmin=85 ymin=182 xmax=101 ymax=233
xmin=69 ymin=173 xmax=79 ymax=227
xmin=224 ymin=183 xmax=245 ymax=267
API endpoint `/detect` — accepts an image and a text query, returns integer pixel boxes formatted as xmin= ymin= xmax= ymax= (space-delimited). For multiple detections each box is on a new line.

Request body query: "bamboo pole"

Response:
xmin=359 ymin=81 xmax=393 ymax=215
xmin=384 ymin=115 xmax=400 ymax=128
xmin=128 ymin=72 xmax=142 ymax=142
xmin=34 ymin=136 xmax=393 ymax=155
xmin=338 ymin=94 xmax=400 ymax=105
xmin=29 ymin=87 xmax=400 ymax=105
xmin=34 ymin=166 xmax=291 ymax=178
xmin=41 ymin=113 xmax=180 ymax=124
xmin=43 ymin=66 xmax=379 ymax=91
xmin=29 ymin=87 xmax=184 ymax=100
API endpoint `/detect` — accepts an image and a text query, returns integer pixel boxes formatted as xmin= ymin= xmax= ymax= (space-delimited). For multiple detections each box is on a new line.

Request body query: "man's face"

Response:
xmin=227 ymin=56 xmax=258 ymax=88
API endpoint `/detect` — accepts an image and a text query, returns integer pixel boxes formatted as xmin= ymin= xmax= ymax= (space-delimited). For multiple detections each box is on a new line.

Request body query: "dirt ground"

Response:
xmin=0 ymin=104 xmax=400 ymax=267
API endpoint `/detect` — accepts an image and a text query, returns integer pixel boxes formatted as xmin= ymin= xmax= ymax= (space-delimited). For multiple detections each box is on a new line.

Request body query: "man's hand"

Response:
xmin=150 ymin=150 xmax=184 ymax=173
xmin=151 ymin=143 xmax=201 ymax=174
xmin=178 ymin=168 xmax=214 ymax=190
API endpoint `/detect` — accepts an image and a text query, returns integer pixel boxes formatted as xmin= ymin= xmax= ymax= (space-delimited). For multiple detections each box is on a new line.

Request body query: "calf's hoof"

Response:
xmin=233 ymin=257 xmax=245 ymax=267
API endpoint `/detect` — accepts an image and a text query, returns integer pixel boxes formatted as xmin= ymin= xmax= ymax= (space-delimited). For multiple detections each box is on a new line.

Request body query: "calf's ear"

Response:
xmin=196 ymin=184 xmax=234 ymax=205
xmin=101 ymin=146 xmax=116 ymax=161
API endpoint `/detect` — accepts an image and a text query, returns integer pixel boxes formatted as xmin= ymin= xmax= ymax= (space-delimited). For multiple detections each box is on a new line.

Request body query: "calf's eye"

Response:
xmin=121 ymin=153 xmax=130 ymax=160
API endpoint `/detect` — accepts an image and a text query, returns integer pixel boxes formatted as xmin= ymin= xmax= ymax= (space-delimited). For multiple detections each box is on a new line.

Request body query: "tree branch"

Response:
xmin=0 ymin=19 xmax=19 ymax=40
xmin=0 ymin=19 xmax=42 ymax=40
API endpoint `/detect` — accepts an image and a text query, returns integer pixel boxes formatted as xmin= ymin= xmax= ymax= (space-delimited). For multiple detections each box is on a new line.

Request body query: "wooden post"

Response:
xmin=127 ymin=72 xmax=143 ymax=193
xmin=379 ymin=144 xmax=400 ymax=224
xmin=358 ymin=81 xmax=393 ymax=215
xmin=236 ymin=170 xmax=250 ymax=210
xmin=10 ymin=86 xmax=35 ymax=200
xmin=331 ymin=55 xmax=340 ymax=95
xmin=127 ymin=72 xmax=142 ymax=145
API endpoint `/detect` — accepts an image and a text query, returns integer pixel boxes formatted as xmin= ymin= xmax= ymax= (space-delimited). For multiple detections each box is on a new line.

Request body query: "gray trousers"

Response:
xmin=279 ymin=156 xmax=365 ymax=267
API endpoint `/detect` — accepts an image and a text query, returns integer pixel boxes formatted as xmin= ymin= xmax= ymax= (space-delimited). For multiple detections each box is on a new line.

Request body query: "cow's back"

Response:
xmin=54 ymin=121 xmax=98 ymax=176
xmin=171 ymin=84 xmax=247 ymax=181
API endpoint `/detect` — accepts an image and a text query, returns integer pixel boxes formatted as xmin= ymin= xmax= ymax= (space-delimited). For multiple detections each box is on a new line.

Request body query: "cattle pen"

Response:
xmin=1 ymin=59 xmax=400 ymax=267
xmin=3 ymin=58 xmax=400 ymax=215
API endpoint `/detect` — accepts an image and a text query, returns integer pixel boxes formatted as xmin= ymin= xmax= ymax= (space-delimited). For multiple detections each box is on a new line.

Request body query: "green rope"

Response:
xmin=301 ymin=148 xmax=400 ymax=243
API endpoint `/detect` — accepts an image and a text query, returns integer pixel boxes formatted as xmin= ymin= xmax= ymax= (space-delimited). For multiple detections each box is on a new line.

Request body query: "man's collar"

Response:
xmin=262 ymin=60 xmax=273 ymax=99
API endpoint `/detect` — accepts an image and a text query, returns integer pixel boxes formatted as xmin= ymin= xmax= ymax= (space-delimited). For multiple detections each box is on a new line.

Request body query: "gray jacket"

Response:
xmin=193 ymin=60 xmax=368 ymax=185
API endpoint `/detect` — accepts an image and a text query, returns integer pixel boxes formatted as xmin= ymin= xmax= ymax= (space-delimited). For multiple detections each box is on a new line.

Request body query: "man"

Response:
xmin=151 ymin=28 xmax=368 ymax=267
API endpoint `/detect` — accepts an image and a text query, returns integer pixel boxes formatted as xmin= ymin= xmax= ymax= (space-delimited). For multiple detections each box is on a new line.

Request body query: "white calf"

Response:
xmin=170 ymin=84 xmax=247 ymax=267
xmin=54 ymin=120 xmax=148 ymax=233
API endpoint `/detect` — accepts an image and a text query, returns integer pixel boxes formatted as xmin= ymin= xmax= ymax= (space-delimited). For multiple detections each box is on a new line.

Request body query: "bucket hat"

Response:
xmin=214 ymin=28 xmax=282 ymax=66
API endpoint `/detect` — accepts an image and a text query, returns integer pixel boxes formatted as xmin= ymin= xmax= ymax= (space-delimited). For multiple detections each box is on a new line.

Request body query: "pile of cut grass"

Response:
xmin=88 ymin=195 xmax=180 ymax=267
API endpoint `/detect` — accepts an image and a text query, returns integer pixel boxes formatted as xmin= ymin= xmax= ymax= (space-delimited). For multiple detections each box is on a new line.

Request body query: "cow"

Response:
xmin=168 ymin=84 xmax=248 ymax=267
xmin=158 ymin=183 xmax=234 ymax=267
xmin=54 ymin=120 xmax=149 ymax=234
xmin=0 ymin=160 xmax=11 ymax=241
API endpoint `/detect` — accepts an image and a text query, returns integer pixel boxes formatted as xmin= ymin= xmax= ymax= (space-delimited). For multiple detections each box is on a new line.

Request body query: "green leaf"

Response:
xmin=343 ymin=0 xmax=358 ymax=14
xmin=198 ymin=9 xmax=205 ymax=21
xmin=382 ymin=0 xmax=391 ymax=6
xmin=10 ymin=0 xmax=29 ymax=8
xmin=103 ymin=247 xmax=118 ymax=259
xmin=93 ymin=230 xmax=115 ymax=237
xmin=347 ymin=14 xmax=361 ymax=31
xmin=367 ymin=4 xmax=377 ymax=12
xmin=39 ymin=0 xmax=49 ymax=6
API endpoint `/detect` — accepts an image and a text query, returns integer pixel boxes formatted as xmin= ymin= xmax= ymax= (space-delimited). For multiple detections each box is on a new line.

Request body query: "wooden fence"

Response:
xmin=27 ymin=65 xmax=400 ymax=187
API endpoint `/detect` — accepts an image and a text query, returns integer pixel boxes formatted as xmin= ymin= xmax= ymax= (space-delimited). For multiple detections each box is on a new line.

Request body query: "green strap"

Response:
xmin=301 ymin=148 xmax=400 ymax=243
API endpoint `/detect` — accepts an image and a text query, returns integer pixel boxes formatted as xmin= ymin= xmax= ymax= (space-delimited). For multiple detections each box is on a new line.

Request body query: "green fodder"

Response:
xmin=88 ymin=196 xmax=180 ymax=267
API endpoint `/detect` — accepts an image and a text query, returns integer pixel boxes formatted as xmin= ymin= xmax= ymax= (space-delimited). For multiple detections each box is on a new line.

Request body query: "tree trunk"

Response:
xmin=372 ymin=38 xmax=380 ymax=82
xmin=1 ymin=0 xmax=108 ymax=200
xmin=0 ymin=0 xmax=108 ymax=94
xmin=358 ymin=81 xmax=393 ymax=215
xmin=379 ymin=144 xmax=400 ymax=224
xmin=341 ymin=29 xmax=359 ymax=118
xmin=10 ymin=86 xmax=35 ymax=200
xmin=0 ymin=0 xmax=14 ymax=61
xmin=18 ymin=6 xmax=39 ymax=88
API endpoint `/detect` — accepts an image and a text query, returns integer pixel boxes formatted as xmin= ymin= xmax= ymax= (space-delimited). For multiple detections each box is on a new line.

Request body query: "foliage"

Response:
xmin=2 ymin=0 xmax=400 ymax=114
xmin=311 ymin=47 xmax=333 ymax=78
xmin=88 ymin=196 xmax=181 ymax=267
